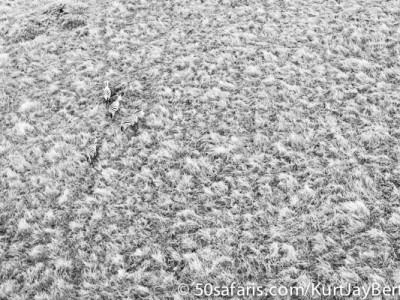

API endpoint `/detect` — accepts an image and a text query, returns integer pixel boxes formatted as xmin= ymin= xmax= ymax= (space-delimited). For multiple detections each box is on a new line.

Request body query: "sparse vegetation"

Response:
xmin=1 ymin=0 xmax=400 ymax=299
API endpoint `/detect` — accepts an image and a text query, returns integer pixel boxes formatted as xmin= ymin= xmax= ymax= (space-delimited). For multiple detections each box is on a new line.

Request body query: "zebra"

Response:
xmin=120 ymin=114 xmax=139 ymax=132
xmin=108 ymin=95 xmax=121 ymax=119
xmin=86 ymin=138 xmax=98 ymax=163
xmin=104 ymin=81 xmax=111 ymax=103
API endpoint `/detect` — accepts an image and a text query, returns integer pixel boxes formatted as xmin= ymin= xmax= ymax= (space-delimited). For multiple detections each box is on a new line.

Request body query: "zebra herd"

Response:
xmin=86 ymin=81 xmax=144 ymax=163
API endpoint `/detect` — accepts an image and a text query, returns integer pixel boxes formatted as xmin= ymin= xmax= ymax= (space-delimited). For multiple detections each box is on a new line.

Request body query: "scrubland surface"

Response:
xmin=1 ymin=0 xmax=400 ymax=299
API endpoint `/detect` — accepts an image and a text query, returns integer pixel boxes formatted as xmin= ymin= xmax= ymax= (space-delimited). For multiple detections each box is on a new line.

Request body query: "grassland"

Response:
xmin=1 ymin=0 xmax=400 ymax=299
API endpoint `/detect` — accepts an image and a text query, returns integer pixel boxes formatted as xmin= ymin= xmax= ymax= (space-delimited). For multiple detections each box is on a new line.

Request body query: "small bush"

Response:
xmin=61 ymin=15 xmax=86 ymax=30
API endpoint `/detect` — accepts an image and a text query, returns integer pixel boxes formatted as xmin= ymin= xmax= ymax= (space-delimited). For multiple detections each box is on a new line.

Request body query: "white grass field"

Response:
xmin=1 ymin=0 xmax=400 ymax=299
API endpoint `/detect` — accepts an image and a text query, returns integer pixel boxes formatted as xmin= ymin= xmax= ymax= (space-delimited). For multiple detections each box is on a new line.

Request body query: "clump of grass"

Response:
xmin=60 ymin=15 xmax=86 ymax=30
xmin=7 ymin=18 xmax=47 ymax=43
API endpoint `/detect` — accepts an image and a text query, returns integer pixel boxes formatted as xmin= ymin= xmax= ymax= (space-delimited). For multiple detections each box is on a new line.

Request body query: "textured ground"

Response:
xmin=1 ymin=0 xmax=400 ymax=299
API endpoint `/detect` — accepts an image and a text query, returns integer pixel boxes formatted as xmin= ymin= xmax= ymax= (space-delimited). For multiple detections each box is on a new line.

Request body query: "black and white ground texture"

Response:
xmin=1 ymin=0 xmax=400 ymax=299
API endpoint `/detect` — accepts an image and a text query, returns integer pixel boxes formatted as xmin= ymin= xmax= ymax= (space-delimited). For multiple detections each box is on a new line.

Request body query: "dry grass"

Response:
xmin=1 ymin=0 xmax=400 ymax=299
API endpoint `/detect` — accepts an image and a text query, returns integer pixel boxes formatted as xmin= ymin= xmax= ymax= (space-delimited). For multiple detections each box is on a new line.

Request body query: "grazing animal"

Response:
xmin=120 ymin=114 xmax=139 ymax=132
xmin=86 ymin=139 xmax=98 ymax=163
xmin=104 ymin=81 xmax=111 ymax=102
xmin=108 ymin=95 xmax=121 ymax=119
